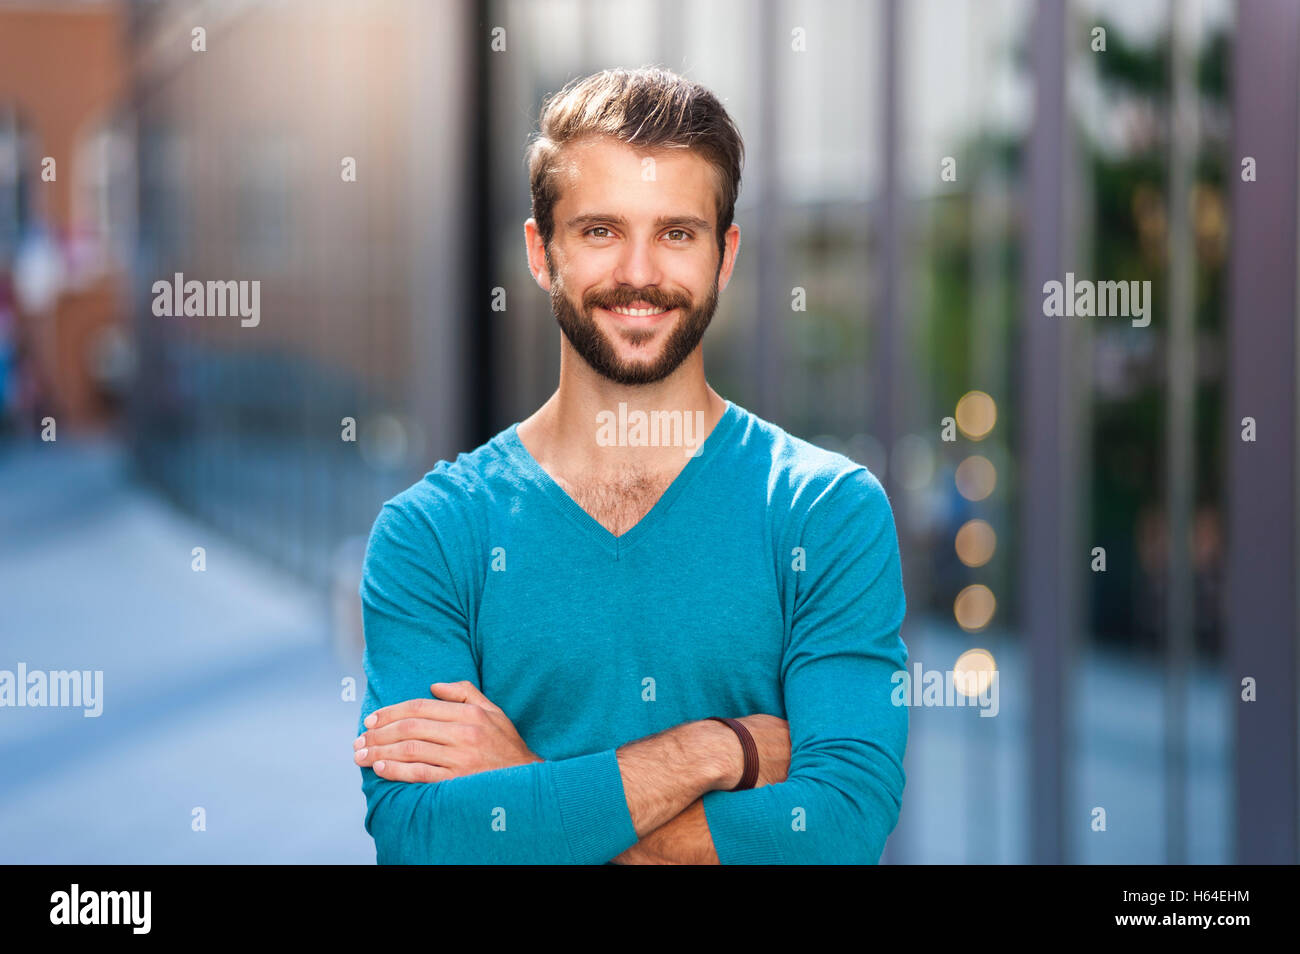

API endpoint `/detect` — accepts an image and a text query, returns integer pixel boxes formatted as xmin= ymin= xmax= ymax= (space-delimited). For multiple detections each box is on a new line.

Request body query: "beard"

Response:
xmin=548 ymin=252 xmax=721 ymax=386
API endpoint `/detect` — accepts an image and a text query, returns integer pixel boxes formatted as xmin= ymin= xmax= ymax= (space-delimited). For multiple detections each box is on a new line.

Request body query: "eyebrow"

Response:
xmin=565 ymin=212 xmax=713 ymax=233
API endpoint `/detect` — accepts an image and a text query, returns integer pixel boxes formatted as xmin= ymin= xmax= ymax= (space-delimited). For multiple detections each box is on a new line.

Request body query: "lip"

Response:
xmin=596 ymin=305 xmax=677 ymax=326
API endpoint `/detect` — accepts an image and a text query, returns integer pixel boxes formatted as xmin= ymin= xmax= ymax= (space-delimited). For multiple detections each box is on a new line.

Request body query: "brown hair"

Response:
xmin=526 ymin=67 xmax=745 ymax=266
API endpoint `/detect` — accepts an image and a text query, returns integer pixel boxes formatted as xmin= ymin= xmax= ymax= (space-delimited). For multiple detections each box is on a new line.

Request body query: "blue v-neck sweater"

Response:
xmin=357 ymin=399 xmax=908 ymax=864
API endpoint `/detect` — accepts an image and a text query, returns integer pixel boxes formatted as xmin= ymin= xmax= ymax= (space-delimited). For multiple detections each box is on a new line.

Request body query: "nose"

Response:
xmin=610 ymin=234 xmax=663 ymax=292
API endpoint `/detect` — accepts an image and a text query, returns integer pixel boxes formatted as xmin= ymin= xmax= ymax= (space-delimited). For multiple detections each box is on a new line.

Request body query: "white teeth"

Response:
xmin=609 ymin=306 xmax=669 ymax=317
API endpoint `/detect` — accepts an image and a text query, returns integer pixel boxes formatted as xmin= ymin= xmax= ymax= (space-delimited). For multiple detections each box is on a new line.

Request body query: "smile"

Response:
xmin=604 ymin=305 xmax=673 ymax=317
xmin=598 ymin=306 xmax=677 ymax=326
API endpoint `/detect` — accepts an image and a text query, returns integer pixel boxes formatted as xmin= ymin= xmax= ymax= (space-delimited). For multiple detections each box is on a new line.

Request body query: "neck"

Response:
xmin=519 ymin=346 xmax=727 ymax=475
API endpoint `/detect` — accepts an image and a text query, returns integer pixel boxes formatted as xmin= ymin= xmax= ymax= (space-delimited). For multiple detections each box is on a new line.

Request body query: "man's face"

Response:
xmin=529 ymin=137 xmax=738 ymax=386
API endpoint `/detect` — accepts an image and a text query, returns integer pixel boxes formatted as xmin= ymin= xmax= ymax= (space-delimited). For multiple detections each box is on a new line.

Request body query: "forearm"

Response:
xmin=615 ymin=719 xmax=740 ymax=836
xmin=614 ymin=798 xmax=719 ymax=864
xmin=615 ymin=712 xmax=799 ymax=864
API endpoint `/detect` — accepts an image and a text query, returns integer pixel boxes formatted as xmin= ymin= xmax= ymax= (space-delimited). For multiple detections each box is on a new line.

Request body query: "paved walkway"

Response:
xmin=0 ymin=438 xmax=374 ymax=863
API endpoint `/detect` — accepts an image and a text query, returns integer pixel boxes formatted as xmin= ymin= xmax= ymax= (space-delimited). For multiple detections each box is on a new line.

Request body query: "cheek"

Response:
xmin=675 ymin=259 xmax=716 ymax=294
xmin=560 ymin=266 xmax=608 ymax=302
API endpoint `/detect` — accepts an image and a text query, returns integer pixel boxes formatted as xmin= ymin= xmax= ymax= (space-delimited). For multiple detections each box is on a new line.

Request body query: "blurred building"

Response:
xmin=126 ymin=0 xmax=471 ymax=589
xmin=0 ymin=0 xmax=130 ymax=431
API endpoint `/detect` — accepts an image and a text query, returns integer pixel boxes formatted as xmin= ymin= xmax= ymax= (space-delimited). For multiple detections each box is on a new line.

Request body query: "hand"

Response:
xmin=732 ymin=714 xmax=791 ymax=788
xmin=354 ymin=680 xmax=542 ymax=783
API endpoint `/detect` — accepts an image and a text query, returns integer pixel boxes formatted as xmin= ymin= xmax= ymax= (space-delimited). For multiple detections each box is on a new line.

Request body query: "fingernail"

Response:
xmin=364 ymin=714 xmax=376 ymax=728
xmin=374 ymin=760 xmax=386 ymax=772
xmin=355 ymin=748 xmax=367 ymax=761
xmin=354 ymin=735 xmax=365 ymax=749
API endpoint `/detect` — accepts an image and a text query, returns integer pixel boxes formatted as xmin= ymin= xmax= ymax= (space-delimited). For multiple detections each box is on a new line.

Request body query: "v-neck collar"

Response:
xmin=499 ymin=399 xmax=741 ymax=558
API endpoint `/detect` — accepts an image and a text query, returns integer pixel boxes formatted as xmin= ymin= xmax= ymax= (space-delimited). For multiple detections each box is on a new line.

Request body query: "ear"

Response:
xmin=524 ymin=217 xmax=553 ymax=291
xmin=716 ymin=222 xmax=741 ymax=294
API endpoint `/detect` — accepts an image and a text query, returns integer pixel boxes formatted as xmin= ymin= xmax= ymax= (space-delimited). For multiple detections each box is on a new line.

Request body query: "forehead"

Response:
xmin=551 ymin=137 xmax=718 ymax=219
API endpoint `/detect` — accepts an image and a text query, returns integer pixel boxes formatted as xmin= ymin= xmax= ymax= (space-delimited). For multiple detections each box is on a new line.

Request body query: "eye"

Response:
xmin=665 ymin=229 xmax=691 ymax=242
xmin=585 ymin=226 xmax=614 ymax=239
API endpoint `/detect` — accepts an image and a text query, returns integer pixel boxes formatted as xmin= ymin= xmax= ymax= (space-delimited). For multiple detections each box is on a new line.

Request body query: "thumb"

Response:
xmin=431 ymin=679 xmax=503 ymax=714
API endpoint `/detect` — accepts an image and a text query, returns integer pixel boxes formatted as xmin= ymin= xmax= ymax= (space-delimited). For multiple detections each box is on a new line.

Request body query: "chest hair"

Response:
xmin=553 ymin=466 xmax=680 ymax=537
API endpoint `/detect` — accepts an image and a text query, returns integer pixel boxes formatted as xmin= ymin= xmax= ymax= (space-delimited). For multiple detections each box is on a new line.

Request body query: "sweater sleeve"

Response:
xmin=700 ymin=467 xmax=909 ymax=863
xmin=357 ymin=497 xmax=638 ymax=864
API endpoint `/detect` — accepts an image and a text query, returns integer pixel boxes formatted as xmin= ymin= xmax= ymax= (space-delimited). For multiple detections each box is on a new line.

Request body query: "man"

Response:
xmin=353 ymin=66 xmax=908 ymax=864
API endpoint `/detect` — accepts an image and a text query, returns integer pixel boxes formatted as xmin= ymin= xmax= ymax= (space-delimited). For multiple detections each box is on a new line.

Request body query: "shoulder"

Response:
xmin=367 ymin=425 xmax=523 ymax=551
xmin=726 ymin=404 xmax=893 ymax=527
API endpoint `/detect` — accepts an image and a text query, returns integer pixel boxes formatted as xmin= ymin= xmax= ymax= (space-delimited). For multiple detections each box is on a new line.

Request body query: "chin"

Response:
xmin=612 ymin=340 xmax=667 ymax=366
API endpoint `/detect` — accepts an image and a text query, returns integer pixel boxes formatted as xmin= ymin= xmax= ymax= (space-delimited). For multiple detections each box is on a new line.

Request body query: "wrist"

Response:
xmin=692 ymin=718 xmax=744 ymax=791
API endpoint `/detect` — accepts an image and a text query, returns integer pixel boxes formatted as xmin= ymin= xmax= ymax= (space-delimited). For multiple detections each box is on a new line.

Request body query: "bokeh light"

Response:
xmin=953 ymin=648 xmax=998 ymax=698
xmin=954 ymin=583 xmax=996 ymax=631
xmin=955 ymin=518 xmax=997 ymax=567
xmin=955 ymin=455 xmax=997 ymax=501
xmin=955 ymin=390 xmax=997 ymax=440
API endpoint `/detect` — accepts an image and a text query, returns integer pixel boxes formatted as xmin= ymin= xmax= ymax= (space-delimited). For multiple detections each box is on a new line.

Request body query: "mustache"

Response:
xmin=584 ymin=292 xmax=689 ymax=311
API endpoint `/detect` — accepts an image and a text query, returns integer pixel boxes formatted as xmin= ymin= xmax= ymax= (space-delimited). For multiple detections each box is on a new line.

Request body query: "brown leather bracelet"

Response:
xmin=706 ymin=716 xmax=759 ymax=791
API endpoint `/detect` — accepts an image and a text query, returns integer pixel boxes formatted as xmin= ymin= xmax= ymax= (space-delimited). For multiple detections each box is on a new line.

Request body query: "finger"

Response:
xmin=363 ymin=697 xmax=480 ymax=729
xmin=357 ymin=718 xmax=474 ymax=750
xmin=370 ymin=759 xmax=455 ymax=783
xmin=356 ymin=739 xmax=456 ymax=769
xmin=356 ymin=718 xmax=468 ymax=750
xmin=431 ymin=680 xmax=503 ymax=714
